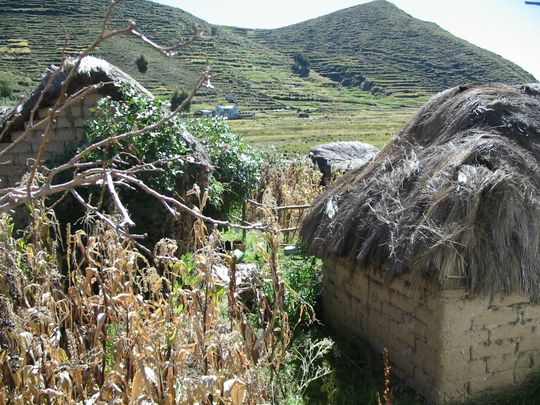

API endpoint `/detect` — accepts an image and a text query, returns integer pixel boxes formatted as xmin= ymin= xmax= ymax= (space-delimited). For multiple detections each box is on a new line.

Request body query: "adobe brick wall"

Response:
xmin=0 ymin=92 xmax=101 ymax=187
xmin=321 ymin=258 xmax=540 ymax=403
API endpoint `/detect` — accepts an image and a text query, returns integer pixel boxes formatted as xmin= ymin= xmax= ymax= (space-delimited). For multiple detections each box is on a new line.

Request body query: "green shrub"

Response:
xmin=81 ymin=85 xmax=262 ymax=220
xmin=84 ymin=84 xmax=192 ymax=194
xmin=170 ymin=88 xmax=190 ymax=112
xmin=292 ymin=52 xmax=311 ymax=77
xmin=0 ymin=79 xmax=13 ymax=98
xmin=282 ymin=252 xmax=321 ymax=328
xmin=185 ymin=117 xmax=264 ymax=217
xmin=135 ymin=54 xmax=148 ymax=74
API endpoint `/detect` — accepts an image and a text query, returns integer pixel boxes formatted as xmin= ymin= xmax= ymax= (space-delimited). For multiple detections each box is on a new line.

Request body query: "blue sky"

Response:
xmin=152 ymin=0 xmax=540 ymax=80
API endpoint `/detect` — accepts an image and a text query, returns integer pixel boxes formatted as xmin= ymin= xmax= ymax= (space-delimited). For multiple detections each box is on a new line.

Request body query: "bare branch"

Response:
xmin=130 ymin=26 xmax=203 ymax=57
xmin=71 ymin=189 xmax=151 ymax=256
xmin=105 ymin=172 xmax=135 ymax=228
xmin=114 ymin=172 xmax=267 ymax=231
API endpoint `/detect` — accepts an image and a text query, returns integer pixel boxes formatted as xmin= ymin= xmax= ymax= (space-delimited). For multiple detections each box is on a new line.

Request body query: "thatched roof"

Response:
xmin=309 ymin=141 xmax=379 ymax=172
xmin=0 ymin=56 xmax=152 ymax=137
xmin=308 ymin=141 xmax=379 ymax=184
xmin=302 ymin=83 xmax=540 ymax=300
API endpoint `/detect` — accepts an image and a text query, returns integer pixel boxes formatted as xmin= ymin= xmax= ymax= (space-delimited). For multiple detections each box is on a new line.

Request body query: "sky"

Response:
xmin=152 ymin=0 xmax=540 ymax=80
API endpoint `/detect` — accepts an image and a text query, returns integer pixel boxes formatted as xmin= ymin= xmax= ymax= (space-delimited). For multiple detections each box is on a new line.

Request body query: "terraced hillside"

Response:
xmin=253 ymin=0 xmax=535 ymax=98
xmin=0 ymin=0 xmax=400 ymax=113
xmin=0 ymin=0 xmax=535 ymax=112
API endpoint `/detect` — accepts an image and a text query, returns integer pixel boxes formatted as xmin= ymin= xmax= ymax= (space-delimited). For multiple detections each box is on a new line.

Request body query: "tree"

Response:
xmin=211 ymin=26 xmax=219 ymax=36
xmin=0 ymin=79 xmax=13 ymax=98
xmin=170 ymin=88 xmax=191 ymax=112
xmin=135 ymin=54 xmax=148 ymax=74
xmin=292 ymin=52 xmax=310 ymax=77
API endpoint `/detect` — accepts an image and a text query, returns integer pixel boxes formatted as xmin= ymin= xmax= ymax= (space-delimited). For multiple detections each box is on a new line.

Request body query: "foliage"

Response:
xmin=292 ymin=52 xmax=311 ymax=77
xmin=282 ymin=253 xmax=321 ymax=329
xmin=0 ymin=80 xmax=13 ymax=98
xmin=185 ymin=117 xmax=264 ymax=216
xmin=135 ymin=54 xmax=148 ymax=74
xmin=294 ymin=52 xmax=310 ymax=70
xmin=84 ymin=84 xmax=192 ymax=194
xmin=248 ymin=156 xmax=321 ymax=240
xmin=211 ymin=26 xmax=219 ymax=36
xmin=302 ymin=329 xmax=421 ymax=405
xmin=170 ymin=88 xmax=191 ymax=112
xmin=0 ymin=208 xmax=278 ymax=403
xmin=0 ymin=71 xmax=32 ymax=103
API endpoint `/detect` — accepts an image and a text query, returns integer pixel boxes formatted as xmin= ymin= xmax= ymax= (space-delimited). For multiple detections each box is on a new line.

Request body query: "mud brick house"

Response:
xmin=301 ymin=83 xmax=540 ymax=403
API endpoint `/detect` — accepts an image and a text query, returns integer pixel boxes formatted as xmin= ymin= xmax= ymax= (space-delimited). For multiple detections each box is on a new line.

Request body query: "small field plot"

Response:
xmin=230 ymin=107 xmax=416 ymax=155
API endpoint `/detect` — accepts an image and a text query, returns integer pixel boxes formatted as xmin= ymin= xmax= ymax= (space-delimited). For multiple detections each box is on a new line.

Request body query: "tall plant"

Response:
xmin=185 ymin=117 xmax=264 ymax=217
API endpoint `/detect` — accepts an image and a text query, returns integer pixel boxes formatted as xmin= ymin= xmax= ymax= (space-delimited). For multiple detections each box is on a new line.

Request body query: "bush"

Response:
xmin=135 ymin=54 xmax=148 ymax=74
xmin=170 ymin=88 xmax=191 ymax=112
xmin=83 ymin=86 xmax=262 ymax=220
xmin=185 ymin=117 xmax=264 ymax=217
xmin=84 ymin=84 xmax=194 ymax=193
xmin=0 ymin=79 xmax=13 ymax=98
xmin=292 ymin=52 xmax=311 ymax=77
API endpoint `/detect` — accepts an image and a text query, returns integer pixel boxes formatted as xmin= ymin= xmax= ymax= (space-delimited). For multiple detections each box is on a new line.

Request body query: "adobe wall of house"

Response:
xmin=321 ymin=258 xmax=540 ymax=403
xmin=0 ymin=92 xmax=102 ymax=187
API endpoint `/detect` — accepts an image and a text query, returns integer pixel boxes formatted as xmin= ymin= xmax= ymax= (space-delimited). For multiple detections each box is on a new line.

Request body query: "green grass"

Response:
xmin=230 ymin=107 xmax=415 ymax=154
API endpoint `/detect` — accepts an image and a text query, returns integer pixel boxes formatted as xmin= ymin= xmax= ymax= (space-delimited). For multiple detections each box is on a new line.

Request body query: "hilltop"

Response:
xmin=253 ymin=0 xmax=535 ymax=97
xmin=0 ymin=0 xmax=535 ymax=112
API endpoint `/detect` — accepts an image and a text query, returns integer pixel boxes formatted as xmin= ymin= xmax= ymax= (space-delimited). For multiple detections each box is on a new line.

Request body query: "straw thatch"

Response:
xmin=308 ymin=141 xmax=379 ymax=184
xmin=0 ymin=56 xmax=152 ymax=138
xmin=302 ymin=83 xmax=540 ymax=300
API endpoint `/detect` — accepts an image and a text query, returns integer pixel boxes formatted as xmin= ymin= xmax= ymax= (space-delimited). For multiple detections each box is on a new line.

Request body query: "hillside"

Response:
xmin=0 ymin=0 xmax=535 ymax=113
xmin=253 ymin=0 xmax=535 ymax=97
xmin=0 ymin=0 xmax=400 ymax=113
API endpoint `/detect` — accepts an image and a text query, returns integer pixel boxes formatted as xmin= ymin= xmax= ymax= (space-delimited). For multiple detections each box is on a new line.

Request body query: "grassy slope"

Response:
xmin=253 ymin=0 xmax=535 ymax=98
xmin=0 ymin=0 xmax=535 ymax=153
xmin=0 ymin=0 xmax=401 ymax=114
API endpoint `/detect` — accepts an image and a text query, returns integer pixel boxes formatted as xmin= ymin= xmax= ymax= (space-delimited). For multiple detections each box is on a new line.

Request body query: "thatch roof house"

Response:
xmin=0 ymin=56 xmax=209 ymax=185
xmin=301 ymin=83 xmax=540 ymax=403
xmin=0 ymin=56 xmax=211 ymax=251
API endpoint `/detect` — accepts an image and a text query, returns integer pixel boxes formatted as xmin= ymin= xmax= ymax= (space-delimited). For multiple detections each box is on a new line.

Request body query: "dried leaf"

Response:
xmin=49 ymin=348 xmax=68 ymax=363
xmin=131 ymin=369 xmax=146 ymax=400
xmin=223 ymin=379 xmax=246 ymax=405
xmin=94 ymin=312 xmax=107 ymax=345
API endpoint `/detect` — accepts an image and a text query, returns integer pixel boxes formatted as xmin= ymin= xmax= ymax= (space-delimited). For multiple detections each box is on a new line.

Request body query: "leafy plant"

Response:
xmin=84 ymin=83 xmax=193 ymax=194
xmin=185 ymin=117 xmax=264 ymax=216
xmin=170 ymin=88 xmax=190 ymax=112
xmin=135 ymin=54 xmax=148 ymax=74
xmin=292 ymin=52 xmax=311 ymax=77
xmin=0 ymin=79 xmax=13 ymax=98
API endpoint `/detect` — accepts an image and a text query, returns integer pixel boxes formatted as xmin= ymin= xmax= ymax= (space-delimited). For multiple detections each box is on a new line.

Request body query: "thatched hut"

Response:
xmin=0 ymin=56 xmax=209 ymax=187
xmin=0 ymin=56 xmax=211 ymax=251
xmin=301 ymin=83 xmax=540 ymax=403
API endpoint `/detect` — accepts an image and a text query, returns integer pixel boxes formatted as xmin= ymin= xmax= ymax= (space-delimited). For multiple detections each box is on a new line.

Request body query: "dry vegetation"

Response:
xmin=0 ymin=3 xmax=331 ymax=403
xmin=0 ymin=196 xmax=313 ymax=403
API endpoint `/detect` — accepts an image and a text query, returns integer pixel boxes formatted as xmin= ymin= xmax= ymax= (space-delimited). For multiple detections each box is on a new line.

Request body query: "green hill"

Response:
xmin=0 ymin=0 xmax=535 ymax=113
xmin=0 ymin=0 xmax=403 ymax=113
xmin=253 ymin=0 xmax=535 ymax=97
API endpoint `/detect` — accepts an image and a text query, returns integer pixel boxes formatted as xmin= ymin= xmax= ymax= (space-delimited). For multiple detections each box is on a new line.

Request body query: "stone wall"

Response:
xmin=0 ymin=92 xmax=102 ymax=187
xmin=321 ymin=258 xmax=540 ymax=403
